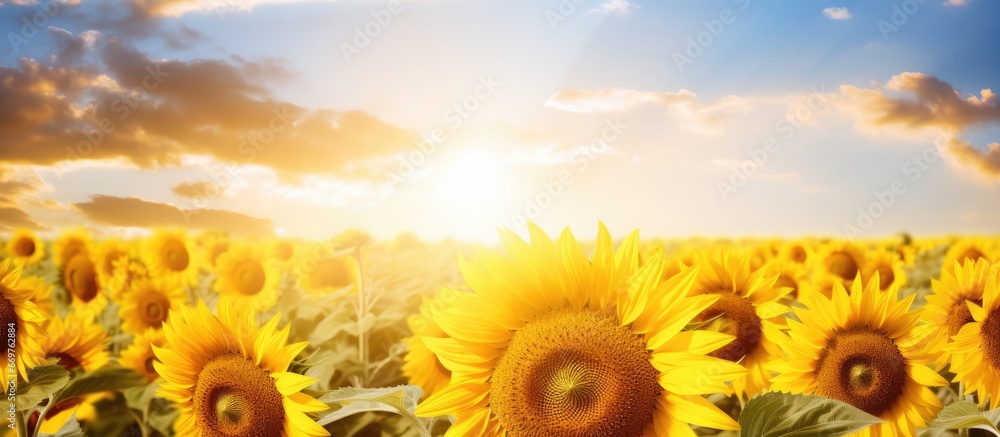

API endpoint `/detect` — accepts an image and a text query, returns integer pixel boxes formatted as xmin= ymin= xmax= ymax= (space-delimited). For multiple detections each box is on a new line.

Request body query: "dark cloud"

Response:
xmin=71 ymin=195 xmax=273 ymax=235
xmin=0 ymin=36 xmax=418 ymax=179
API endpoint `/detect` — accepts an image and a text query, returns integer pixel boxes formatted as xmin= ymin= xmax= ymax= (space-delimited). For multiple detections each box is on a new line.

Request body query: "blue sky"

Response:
xmin=1 ymin=0 xmax=998 ymax=241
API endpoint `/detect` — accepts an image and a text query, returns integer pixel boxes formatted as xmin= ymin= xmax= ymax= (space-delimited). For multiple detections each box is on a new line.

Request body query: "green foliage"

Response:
xmin=927 ymin=401 xmax=1000 ymax=436
xmin=738 ymin=392 xmax=884 ymax=437
xmin=15 ymin=364 xmax=70 ymax=411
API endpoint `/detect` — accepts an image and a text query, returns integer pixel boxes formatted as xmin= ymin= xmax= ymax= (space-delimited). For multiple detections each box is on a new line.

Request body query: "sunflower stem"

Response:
xmin=15 ymin=409 xmax=29 ymax=437
xmin=354 ymin=245 xmax=369 ymax=387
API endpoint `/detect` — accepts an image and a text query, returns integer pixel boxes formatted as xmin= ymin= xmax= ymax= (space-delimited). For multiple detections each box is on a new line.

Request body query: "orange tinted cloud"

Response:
xmin=171 ymin=179 xmax=224 ymax=199
xmin=943 ymin=138 xmax=1000 ymax=181
xmin=0 ymin=34 xmax=417 ymax=180
xmin=71 ymin=195 xmax=273 ymax=235
xmin=834 ymin=72 xmax=999 ymax=133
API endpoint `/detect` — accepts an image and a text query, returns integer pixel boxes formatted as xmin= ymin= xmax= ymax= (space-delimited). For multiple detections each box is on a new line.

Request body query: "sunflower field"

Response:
xmin=2 ymin=225 xmax=1000 ymax=437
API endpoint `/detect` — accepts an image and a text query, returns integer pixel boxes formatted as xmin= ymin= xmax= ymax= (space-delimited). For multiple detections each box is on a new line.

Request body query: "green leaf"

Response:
xmin=39 ymin=413 xmax=85 ymax=437
xmin=927 ymin=401 xmax=1000 ymax=436
xmin=16 ymin=364 xmax=70 ymax=411
xmin=147 ymin=398 xmax=179 ymax=437
xmin=123 ymin=380 xmax=159 ymax=412
xmin=51 ymin=366 xmax=146 ymax=407
xmin=739 ymin=392 xmax=884 ymax=437
xmin=315 ymin=384 xmax=423 ymax=426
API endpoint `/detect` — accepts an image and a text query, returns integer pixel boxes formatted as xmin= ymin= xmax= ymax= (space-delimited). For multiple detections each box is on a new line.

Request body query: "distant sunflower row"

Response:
xmin=1 ymin=225 xmax=1000 ymax=436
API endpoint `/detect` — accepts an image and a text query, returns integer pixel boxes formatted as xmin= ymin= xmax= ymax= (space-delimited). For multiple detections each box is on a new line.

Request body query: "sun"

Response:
xmin=433 ymin=150 xmax=507 ymax=211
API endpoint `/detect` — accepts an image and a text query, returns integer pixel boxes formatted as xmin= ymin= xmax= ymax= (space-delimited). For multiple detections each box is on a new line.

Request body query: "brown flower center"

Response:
xmin=696 ymin=292 xmax=761 ymax=363
xmin=193 ymin=354 xmax=285 ymax=437
xmin=789 ymin=246 xmax=808 ymax=263
xmin=64 ymin=254 xmax=98 ymax=302
xmin=490 ymin=310 xmax=660 ymax=437
xmin=825 ymin=252 xmax=859 ymax=281
xmin=0 ymin=296 xmax=16 ymax=334
xmin=15 ymin=238 xmax=36 ymax=257
xmin=980 ymin=307 xmax=1000 ymax=370
xmin=160 ymin=239 xmax=190 ymax=272
xmin=138 ymin=290 xmax=170 ymax=328
xmin=234 ymin=260 xmax=266 ymax=296
xmin=959 ymin=248 xmax=988 ymax=264
xmin=947 ymin=299 xmax=980 ymax=337
xmin=815 ymin=329 xmax=906 ymax=416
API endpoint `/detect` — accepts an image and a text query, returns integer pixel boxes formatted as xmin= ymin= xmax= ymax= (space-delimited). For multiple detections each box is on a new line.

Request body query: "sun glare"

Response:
xmin=433 ymin=151 xmax=508 ymax=211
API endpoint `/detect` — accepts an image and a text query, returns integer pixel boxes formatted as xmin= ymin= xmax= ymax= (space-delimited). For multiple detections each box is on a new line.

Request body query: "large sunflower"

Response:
xmin=93 ymin=238 xmax=131 ymax=289
xmin=921 ymin=258 xmax=992 ymax=370
xmin=690 ymin=249 xmax=790 ymax=399
xmin=143 ymin=229 xmax=199 ymax=287
xmin=770 ymin=274 xmax=946 ymax=437
xmin=62 ymin=252 xmax=107 ymax=317
xmin=153 ymin=302 xmax=329 ymax=437
xmin=415 ymin=224 xmax=747 ymax=436
xmin=119 ymin=277 xmax=186 ymax=334
xmin=403 ymin=295 xmax=453 ymax=399
xmin=945 ymin=264 xmax=1000 ymax=408
xmin=214 ymin=243 xmax=280 ymax=312
xmin=52 ymin=227 xmax=93 ymax=268
xmin=0 ymin=259 xmax=46 ymax=388
xmin=5 ymin=228 xmax=45 ymax=267
xmin=120 ymin=328 xmax=166 ymax=382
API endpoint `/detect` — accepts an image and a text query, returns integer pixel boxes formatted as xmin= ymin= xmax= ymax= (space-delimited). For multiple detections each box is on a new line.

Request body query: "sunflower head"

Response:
xmin=154 ymin=302 xmax=329 ymax=437
xmin=107 ymin=256 xmax=150 ymax=303
xmin=0 ymin=259 xmax=46 ymax=385
xmin=93 ymin=238 xmax=131 ymax=289
xmin=780 ymin=240 xmax=813 ymax=265
xmin=415 ymin=223 xmax=747 ymax=436
xmin=861 ymin=248 xmax=907 ymax=292
xmin=296 ymin=249 xmax=359 ymax=295
xmin=52 ymin=227 xmax=93 ymax=268
xmin=944 ymin=263 xmax=1000 ymax=408
xmin=771 ymin=273 xmax=946 ymax=435
xmin=943 ymin=237 xmax=997 ymax=274
xmin=689 ymin=249 xmax=790 ymax=397
xmin=142 ymin=229 xmax=199 ymax=287
xmin=16 ymin=275 xmax=54 ymax=318
xmin=62 ymin=252 xmax=108 ymax=316
xmin=200 ymin=234 xmax=231 ymax=270
xmin=922 ymin=258 xmax=993 ymax=370
xmin=40 ymin=311 xmax=109 ymax=372
xmin=5 ymin=228 xmax=45 ymax=266
xmin=816 ymin=241 xmax=866 ymax=282
xmin=120 ymin=277 xmax=185 ymax=334
xmin=213 ymin=243 xmax=280 ymax=311
xmin=120 ymin=329 xmax=166 ymax=382
xmin=403 ymin=294 xmax=453 ymax=399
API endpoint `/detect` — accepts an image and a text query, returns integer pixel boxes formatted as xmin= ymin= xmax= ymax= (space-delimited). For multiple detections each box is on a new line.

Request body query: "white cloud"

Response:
xmin=591 ymin=0 xmax=639 ymax=15
xmin=823 ymin=7 xmax=851 ymax=20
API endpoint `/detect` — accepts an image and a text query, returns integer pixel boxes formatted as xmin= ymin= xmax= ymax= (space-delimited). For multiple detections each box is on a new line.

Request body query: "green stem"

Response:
xmin=355 ymin=246 xmax=369 ymax=387
xmin=15 ymin=410 xmax=29 ymax=437
xmin=959 ymin=381 xmax=969 ymax=437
